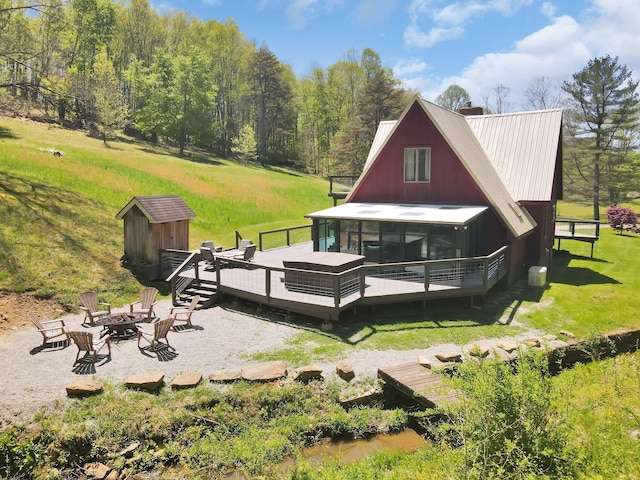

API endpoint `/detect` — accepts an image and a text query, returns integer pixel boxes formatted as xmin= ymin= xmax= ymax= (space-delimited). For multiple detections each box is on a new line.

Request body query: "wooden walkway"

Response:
xmin=377 ymin=362 xmax=460 ymax=408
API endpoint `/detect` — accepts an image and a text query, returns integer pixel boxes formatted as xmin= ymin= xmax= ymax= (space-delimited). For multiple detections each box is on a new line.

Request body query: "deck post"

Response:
xmin=359 ymin=268 xmax=366 ymax=298
xmin=265 ymin=267 xmax=271 ymax=301
xmin=483 ymin=258 xmax=489 ymax=288
xmin=215 ymin=257 xmax=221 ymax=287
xmin=424 ymin=264 xmax=430 ymax=292
xmin=334 ymin=274 xmax=340 ymax=309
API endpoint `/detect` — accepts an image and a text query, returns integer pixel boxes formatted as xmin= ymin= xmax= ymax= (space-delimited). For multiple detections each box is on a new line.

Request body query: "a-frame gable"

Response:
xmin=349 ymin=95 xmax=536 ymax=239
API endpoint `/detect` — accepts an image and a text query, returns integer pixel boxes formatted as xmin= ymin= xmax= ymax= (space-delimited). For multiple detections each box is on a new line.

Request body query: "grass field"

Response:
xmin=0 ymin=116 xmax=330 ymax=308
xmin=1 ymin=117 xmax=639 ymax=479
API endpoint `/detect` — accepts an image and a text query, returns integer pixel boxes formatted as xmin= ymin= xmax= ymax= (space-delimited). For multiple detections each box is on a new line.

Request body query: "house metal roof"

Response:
xmin=115 ymin=195 xmax=196 ymax=223
xmin=306 ymin=202 xmax=488 ymax=225
xmin=465 ymin=109 xmax=563 ymax=202
xmin=348 ymin=95 xmax=558 ymax=238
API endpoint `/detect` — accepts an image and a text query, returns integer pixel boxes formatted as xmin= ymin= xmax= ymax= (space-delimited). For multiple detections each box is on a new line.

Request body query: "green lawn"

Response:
xmin=254 ymin=227 xmax=640 ymax=365
xmin=0 ymin=116 xmax=329 ymax=308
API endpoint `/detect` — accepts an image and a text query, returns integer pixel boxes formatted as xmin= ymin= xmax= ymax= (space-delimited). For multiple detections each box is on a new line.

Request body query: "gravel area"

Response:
xmin=0 ymin=299 xmax=552 ymax=427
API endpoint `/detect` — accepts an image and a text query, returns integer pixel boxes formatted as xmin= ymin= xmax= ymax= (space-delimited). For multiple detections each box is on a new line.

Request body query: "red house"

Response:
xmin=307 ymin=95 xmax=563 ymax=286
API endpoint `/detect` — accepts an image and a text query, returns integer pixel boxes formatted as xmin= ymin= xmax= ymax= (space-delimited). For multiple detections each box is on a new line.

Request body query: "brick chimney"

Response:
xmin=458 ymin=102 xmax=483 ymax=116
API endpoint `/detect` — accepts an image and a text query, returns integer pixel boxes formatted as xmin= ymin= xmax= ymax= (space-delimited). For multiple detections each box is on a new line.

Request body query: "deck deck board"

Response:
xmin=378 ymin=362 xmax=460 ymax=408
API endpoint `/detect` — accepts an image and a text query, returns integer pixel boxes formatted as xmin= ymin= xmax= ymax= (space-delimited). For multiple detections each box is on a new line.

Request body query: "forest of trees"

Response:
xmin=1 ymin=1 xmax=639 ymax=211
xmin=0 ymin=0 xmax=412 ymax=175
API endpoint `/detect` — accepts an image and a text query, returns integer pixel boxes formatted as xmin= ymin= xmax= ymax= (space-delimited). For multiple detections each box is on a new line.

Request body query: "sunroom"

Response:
xmin=306 ymin=202 xmax=488 ymax=263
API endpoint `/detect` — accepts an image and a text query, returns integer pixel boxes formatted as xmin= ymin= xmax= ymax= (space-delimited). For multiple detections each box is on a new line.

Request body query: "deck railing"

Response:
xmin=205 ymin=245 xmax=510 ymax=320
xmin=258 ymin=224 xmax=312 ymax=251
xmin=162 ymin=249 xmax=202 ymax=304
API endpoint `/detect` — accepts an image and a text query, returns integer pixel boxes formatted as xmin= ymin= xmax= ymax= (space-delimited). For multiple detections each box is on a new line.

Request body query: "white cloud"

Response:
xmin=396 ymin=0 xmax=640 ymax=111
xmin=355 ymin=0 xmax=396 ymax=25
xmin=540 ymin=2 xmax=557 ymax=18
xmin=405 ymin=0 xmax=535 ymax=49
xmin=393 ymin=58 xmax=429 ymax=76
xmin=403 ymin=24 xmax=464 ymax=48
xmin=285 ymin=0 xmax=321 ymax=30
xmin=583 ymin=0 xmax=640 ymax=66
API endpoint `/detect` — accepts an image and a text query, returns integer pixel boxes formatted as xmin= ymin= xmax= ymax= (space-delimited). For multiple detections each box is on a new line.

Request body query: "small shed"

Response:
xmin=116 ymin=195 xmax=196 ymax=277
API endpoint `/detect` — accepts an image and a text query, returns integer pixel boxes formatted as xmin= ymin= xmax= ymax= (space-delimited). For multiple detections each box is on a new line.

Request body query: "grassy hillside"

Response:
xmin=0 ymin=116 xmax=330 ymax=309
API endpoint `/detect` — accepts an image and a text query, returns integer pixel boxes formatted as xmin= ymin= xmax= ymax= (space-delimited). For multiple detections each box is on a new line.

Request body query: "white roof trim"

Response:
xmin=306 ymin=203 xmax=488 ymax=225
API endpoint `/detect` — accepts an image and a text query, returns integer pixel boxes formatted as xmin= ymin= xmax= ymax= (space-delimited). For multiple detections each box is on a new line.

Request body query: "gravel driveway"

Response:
xmin=0 ymin=299 xmax=549 ymax=427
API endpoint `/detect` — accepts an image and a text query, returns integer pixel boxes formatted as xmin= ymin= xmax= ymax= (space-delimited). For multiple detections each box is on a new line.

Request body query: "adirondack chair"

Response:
xmin=137 ymin=317 xmax=174 ymax=351
xmin=129 ymin=287 xmax=159 ymax=321
xmin=28 ymin=313 xmax=68 ymax=347
xmin=199 ymin=247 xmax=216 ymax=270
xmin=68 ymin=331 xmax=111 ymax=365
xmin=170 ymin=295 xmax=200 ymax=328
xmin=201 ymin=240 xmax=222 ymax=252
xmin=79 ymin=291 xmax=111 ymax=326
xmin=242 ymin=243 xmax=256 ymax=261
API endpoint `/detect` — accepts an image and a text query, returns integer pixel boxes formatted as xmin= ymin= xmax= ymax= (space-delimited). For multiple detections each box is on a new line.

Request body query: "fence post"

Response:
xmin=258 ymin=232 xmax=264 ymax=252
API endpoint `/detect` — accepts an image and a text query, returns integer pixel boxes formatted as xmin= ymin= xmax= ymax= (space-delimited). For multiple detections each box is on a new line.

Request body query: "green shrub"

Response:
xmin=439 ymin=349 xmax=577 ymax=479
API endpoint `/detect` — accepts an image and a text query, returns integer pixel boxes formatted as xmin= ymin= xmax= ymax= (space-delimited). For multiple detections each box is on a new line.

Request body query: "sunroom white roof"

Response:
xmin=306 ymin=203 xmax=488 ymax=225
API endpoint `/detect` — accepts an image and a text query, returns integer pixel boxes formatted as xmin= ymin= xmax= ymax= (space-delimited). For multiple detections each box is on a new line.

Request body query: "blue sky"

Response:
xmin=160 ymin=0 xmax=640 ymax=110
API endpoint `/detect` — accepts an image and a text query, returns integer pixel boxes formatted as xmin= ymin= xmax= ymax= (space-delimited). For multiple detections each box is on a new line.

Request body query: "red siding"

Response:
xmin=351 ymin=103 xmax=488 ymax=205
xmin=523 ymin=202 xmax=554 ymax=267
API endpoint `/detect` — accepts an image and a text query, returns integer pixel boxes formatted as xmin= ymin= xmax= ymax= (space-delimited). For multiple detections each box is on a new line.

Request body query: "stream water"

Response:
xmin=223 ymin=429 xmax=426 ymax=478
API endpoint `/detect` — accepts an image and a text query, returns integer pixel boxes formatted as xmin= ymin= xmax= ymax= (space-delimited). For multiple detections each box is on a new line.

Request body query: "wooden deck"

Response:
xmin=555 ymin=218 xmax=600 ymax=257
xmin=378 ymin=362 xmax=460 ymax=408
xmin=169 ymin=242 xmax=510 ymax=322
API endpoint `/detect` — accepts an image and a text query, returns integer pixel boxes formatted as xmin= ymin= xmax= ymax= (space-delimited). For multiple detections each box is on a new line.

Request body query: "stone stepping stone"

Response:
xmin=339 ymin=388 xmax=383 ymax=407
xmin=294 ymin=365 xmax=322 ymax=382
xmin=497 ymin=341 xmax=518 ymax=353
xmin=66 ymin=380 xmax=103 ymax=397
xmin=522 ymin=338 xmax=541 ymax=348
xmin=125 ymin=372 xmax=164 ymax=391
xmin=209 ymin=371 xmax=242 ymax=383
xmin=435 ymin=352 xmax=462 ymax=363
xmin=241 ymin=361 xmax=287 ymax=382
xmin=466 ymin=345 xmax=490 ymax=358
xmin=542 ymin=334 xmax=558 ymax=342
xmin=418 ymin=355 xmax=432 ymax=368
xmin=171 ymin=372 xmax=202 ymax=389
xmin=83 ymin=462 xmax=112 ymax=479
xmin=336 ymin=362 xmax=355 ymax=381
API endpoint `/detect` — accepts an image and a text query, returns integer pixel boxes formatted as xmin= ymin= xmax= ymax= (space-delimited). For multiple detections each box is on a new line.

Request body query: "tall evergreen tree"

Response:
xmin=563 ymin=55 xmax=640 ymax=219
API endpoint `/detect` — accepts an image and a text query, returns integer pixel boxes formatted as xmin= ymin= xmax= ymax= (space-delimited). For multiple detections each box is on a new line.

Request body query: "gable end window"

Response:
xmin=404 ymin=148 xmax=431 ymax=182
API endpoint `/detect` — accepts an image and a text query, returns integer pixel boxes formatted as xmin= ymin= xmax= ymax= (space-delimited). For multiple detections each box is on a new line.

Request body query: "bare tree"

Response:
xmin=524 ymin=75 xmax=566 ymax=110
xmin=482 ymin=84 xmax=512 ymax=114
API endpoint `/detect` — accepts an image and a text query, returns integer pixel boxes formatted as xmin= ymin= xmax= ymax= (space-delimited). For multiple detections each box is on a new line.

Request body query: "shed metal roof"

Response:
xmin=115 ymin=195 xmax=196 ymax=223
xmin=306 ymin=202 xmax=488 ymax=225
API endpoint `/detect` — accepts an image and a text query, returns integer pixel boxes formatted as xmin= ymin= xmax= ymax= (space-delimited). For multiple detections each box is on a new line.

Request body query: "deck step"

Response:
xmin=178 ymin=282 xmax=218 ymax=309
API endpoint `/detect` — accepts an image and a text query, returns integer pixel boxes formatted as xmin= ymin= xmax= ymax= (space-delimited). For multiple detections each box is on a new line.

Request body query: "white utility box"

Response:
xmin=528 ymin=266 xmax=547 ymax=287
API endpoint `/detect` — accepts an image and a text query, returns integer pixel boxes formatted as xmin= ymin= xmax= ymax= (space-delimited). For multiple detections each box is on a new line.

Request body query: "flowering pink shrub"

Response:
xmin=606 ymin=205 xmax=638 ymax=233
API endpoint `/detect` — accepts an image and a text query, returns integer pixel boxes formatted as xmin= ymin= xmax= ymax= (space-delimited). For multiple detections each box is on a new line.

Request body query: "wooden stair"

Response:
xmin=176 ymin=279 xmax=218 ymax=309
